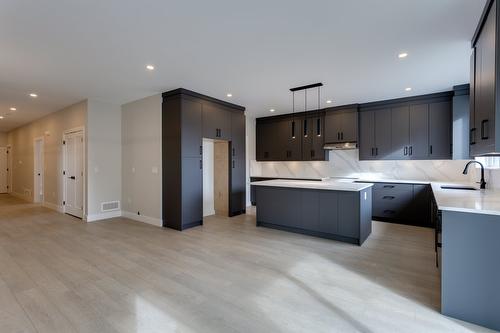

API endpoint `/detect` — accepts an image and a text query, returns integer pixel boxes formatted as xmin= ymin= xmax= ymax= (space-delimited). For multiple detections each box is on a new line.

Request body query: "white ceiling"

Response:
xmin=0 ymin=0 xmax=486 ymax=132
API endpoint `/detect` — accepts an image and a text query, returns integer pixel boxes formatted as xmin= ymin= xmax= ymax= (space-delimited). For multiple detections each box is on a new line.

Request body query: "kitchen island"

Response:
xmin=252 ymin=180 xmax=373 ymax=245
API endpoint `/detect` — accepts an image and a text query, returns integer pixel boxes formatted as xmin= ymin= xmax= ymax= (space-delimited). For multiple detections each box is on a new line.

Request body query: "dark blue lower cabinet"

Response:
xmin=255 ymin=186 xmax=372 ymax=245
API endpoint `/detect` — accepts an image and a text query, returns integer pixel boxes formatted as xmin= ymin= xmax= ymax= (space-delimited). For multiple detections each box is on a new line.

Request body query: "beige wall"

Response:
xmin=86 ymin=99 xmax=122 ymax=220
xmin=0 ymin=132 xmax=8 ymax=146
xmin=121 ymin=94 xmax=162 ymax=225
xmin=7 ymin=101 xmax=87 ymax=207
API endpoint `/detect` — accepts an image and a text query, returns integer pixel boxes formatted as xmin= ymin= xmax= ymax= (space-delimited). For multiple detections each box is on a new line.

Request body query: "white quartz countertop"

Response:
xmin=355 ymin=178 xmax=431 ymax=185
xmin=430 ymin=182 xmax=500 ymax=216
xmin=250 ymin=179 xmax=373 ymax=192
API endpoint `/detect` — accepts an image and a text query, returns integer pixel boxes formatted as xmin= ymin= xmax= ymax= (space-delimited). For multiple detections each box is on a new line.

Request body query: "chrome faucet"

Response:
xmin=462 ymin=160 xmax=486 ymax=189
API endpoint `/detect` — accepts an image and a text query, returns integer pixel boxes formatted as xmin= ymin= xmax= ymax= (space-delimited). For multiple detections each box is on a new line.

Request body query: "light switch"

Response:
xmin=364 ymin=192 xmax=367 ymax=200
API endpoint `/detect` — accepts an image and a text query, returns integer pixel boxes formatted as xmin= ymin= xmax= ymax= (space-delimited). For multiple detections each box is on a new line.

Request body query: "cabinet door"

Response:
xmin=300 ymin=190 xmax=319 ymax=231
xmin=181 ymin=99 xmax=202 ymax=158
xmin=429 ymin=101 xmax=452 ymax=159
xmin=230 ymin=157 xmax=246 ymax=215
xmin=318 ymin=191 xmax=339 ymax=234
xmin=374 ymin=108 xmax=392 ymax=159
xmin=282 ymin=117 xmax=302 ymax=160
xmin=412 ymin=185 xmax=431 ymax=227
xmin=202 ymin=104 xmax=232 ymax=140
xmin=256 ymin=122 xmax=273 ymax=161
xmin=324 ymin=112 xmax=342 ymax=143
xmin=340 ymin=110 xmax=358 ymax=142
xmin=470 ymin=48 xmax=478 ymax=157
xmin=338 ymin=192 xmax=359 ymax=239
xmin=302 ymin=115 xmax=326 ymax=161
xmin=391 ymin=106 xmax=410 ymax=160
xmin=230 ymin=112 xmax=245 ymax=159
xmin=181 ymin=157 xmax=202 ymax=228
xmin=409 ymin=104 xmax=429 ymax=159
xmin=359 ymin=111 xmax=375 ymax=160
xmin=475 ymin=3 xmax=496 ymax=154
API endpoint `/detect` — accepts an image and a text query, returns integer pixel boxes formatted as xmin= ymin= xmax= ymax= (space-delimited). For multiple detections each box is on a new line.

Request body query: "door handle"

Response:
xmin=200 ymin=145 xmax=203 ymax=155
xmin=341 ymin=132 xmax=344 ymax=140
xmin=232 ymin=160 xmax=235 ymax=169
xmin=470 ymin=128 xmax=476 ymax=145
xmin=200 ymin=160 xmax=202 ymax=169
xmin=69 ymin=176 xmax=76 ymax=180
xmin=404 ymin=146 xmax=408 ymax=156
xmin=409 ymin=146 xmax=413 ymax=156
xmin=481 ymin=119 xmax=489 ymax=140
xmin=383 ymin=185 xmax=395 ymax=188
xmin=38 ymin=173 xmax=41 ymax=176
xmin=375 ymin=147 xmax=378 ymax=156
xmin=371 ymin=148 xmax=374 ymax=156
xmin=383 ymin=196 xmax=395 ymax=200
xmin=337 ymin=132 xmax=340 ymax=140
xmin=429 ymin=145 xmax=433 ymax=155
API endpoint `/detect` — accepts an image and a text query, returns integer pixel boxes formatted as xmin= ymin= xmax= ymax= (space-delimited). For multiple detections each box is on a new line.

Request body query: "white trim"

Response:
xmin=42 ymin=201 xmax=64 ymax=213
xmin=33 ymin=136 xmax=44 ymax=203
xmin=62 ymin=127 xmax=85 ymax=218
xmin=85 ymin=210 xmax=122 ymax=222
xmin=10 ymin=192 xmax=32 ymax=202
xmin=122 ymin=211 xmax=163 ymax=227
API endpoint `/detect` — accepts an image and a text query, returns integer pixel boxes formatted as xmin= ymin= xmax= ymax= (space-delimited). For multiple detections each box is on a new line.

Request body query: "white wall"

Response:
xmin=0 ymin=132 xmax=7 ymax=146
xmin=7 ymin=101 xmax=87 ymax=208
xmin=86 ymin=99 xmax=122 ymax=221
xmin=202 ymin=139 xmax=215 ymax=216
xmin=121 ymin=94 xmax=162 ymax=225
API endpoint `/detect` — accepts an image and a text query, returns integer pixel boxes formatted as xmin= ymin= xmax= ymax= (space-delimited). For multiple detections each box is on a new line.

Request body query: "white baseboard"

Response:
xmin=122 ymin=211 xmax=162 ymax=227
xmin=11 ymin=192 xmax=32 ymax=202
xmin=42 ymin=201 xmax=64 ymax=213
xmin=86 ymin=210 xmax=122 ymax=222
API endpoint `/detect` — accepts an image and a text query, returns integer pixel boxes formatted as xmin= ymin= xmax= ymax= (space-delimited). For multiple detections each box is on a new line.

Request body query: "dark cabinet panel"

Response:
xmin=429 ymin=101 xmax=452 ymax=159
xmin=318 ymin=191 xmax=339 ymax=234
xmin=409 ymin=104 xmax=429 ymax=159
xmin=338 ymin=192 xmax=360 ymax=238
xmin=302 ymin=114 xmax=327 ymax=161
xmin=181 ymin=157 xmax=203 ymax=227
xmin=412 ymin=185 xmax=432 ymax=227
xmin=391 ymin=106 xmax=410 ymax=160
xmin=374 ymin=108 xmax=392 ymax=159
xmin=359 ymin=111 xmax=375 ymax=160
xmin=279 ymin=117 xmax=303 ymax=160
xmin=470 ymin=49 xmax=478 ymax=157
xmin=181 ymin=98 xmax=203 ymax=158
xmin=231 ymin=111 xmax=245 ymax=159
xmin=256 ymin=187 xmax=301 ymax=228
xmin=202 ymin=104 xmax=232 ymax=140
xmin=230 ymin=157 xmax=246 ymax=216
xmin=300 ymin=190 xmax=320 ymax=231
xmin=324 ymin=107 xmax=358 ymax=143
xmin=256 ymin=121 xmax=277 ymax=161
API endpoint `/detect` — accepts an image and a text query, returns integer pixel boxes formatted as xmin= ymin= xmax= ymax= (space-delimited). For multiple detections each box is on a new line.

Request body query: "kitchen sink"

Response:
xmin=440 ymin=185 xmax=478 ymax=191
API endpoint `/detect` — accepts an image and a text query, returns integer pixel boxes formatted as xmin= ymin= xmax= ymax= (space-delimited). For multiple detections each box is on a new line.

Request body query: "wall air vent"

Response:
xmin=101 ymin=201 xmax=120 ymax=212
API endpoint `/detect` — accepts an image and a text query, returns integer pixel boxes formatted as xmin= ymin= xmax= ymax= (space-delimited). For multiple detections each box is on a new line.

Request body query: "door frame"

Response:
xmin=6 ymin=145 xmax=12 ymax=193
xmin=62 ymin=127 xmax=86 ymax=218
xmin=33 ymin=137 xmax=44 ymax=203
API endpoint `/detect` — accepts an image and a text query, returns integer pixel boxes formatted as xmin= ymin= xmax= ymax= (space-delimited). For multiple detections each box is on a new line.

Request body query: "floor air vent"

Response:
xmin=101 ymin=201 xmax=120 ymax=212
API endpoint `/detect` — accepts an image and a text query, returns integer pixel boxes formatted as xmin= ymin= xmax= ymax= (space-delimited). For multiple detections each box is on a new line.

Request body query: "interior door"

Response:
xmin=64 ymin=132 xmax=84 ymax=218
xmin=0 ymin=147 xmax=7 ymax=193
xmin=33 ymin=139 xmax=44 ymax=202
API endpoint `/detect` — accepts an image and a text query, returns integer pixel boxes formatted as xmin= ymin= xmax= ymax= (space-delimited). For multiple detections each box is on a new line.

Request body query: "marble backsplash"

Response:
xmin=250 ymin=149 xmax=494 ymax=185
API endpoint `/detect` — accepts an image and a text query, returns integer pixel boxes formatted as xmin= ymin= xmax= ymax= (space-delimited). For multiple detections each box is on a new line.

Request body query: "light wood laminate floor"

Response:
xmin=0 ymin=194 xmax=495 ymax=333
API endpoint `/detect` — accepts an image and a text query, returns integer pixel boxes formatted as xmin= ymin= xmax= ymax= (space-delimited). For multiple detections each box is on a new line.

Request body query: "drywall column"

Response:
xmin=121 ymin=94 xmax=162 ymax=225
xmin=86 ymin=99 xmax=122 ymax=221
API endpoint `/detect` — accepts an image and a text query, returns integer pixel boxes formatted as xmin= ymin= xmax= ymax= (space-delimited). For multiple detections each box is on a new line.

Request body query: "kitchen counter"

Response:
xmin=251 ymin=179 xmax=373 ymax=192
xmin=430 ymin=182 xmax=500 ymax=216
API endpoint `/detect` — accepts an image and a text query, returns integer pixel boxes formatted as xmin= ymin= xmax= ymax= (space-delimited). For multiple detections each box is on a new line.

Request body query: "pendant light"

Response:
xmin=289 ymin=82 xmax=323 ymax=139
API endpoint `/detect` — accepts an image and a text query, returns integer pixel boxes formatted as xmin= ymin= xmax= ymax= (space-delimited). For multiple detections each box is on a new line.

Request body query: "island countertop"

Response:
xmin=250 ymin=179 xmax=373 ymax=192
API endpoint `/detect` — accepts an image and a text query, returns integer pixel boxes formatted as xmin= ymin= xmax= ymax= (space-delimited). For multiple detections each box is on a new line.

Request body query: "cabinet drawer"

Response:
xmin=372 ymin=182 xmax=413 ymax=194
xmin=373 ymin=190 xmax=412 ymax=218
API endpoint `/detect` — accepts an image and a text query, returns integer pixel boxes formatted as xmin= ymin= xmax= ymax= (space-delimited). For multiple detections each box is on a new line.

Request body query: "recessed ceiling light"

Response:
xmin=146 ymin=65 xmax=155 ymax=71
xmin=10 ymin=107 xmax=16 ymax=111
xmin=29 ymin=93 xmax=38 ymax=98
xmin=326 ymin=100 xmax=332 ymax=104
xmin=227 ymin=93 xmax=232 ymax=97
xmin=398 ymin=52 xmax=408 ymax=59
xmin=269 ymin=109 xmax=275 ymax=113
xmin=405 ymin=87 xmax=412 ymax=91
xmin=0 ymin=116 xmax=4 ymax=119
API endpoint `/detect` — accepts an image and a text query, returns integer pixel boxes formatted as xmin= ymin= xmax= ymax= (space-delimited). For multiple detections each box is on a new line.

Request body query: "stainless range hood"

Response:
xmin=323 ymin=142 xmax=358 ymax=150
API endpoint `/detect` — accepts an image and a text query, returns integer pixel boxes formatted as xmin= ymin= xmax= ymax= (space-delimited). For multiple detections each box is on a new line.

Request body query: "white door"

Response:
xmin=64 ymin=131 xmax=84 ymax=218
xmin=33 ymin=139 xmax=44 ymax=203
xmin=0 ymin=148 xmax=7 ymax=193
